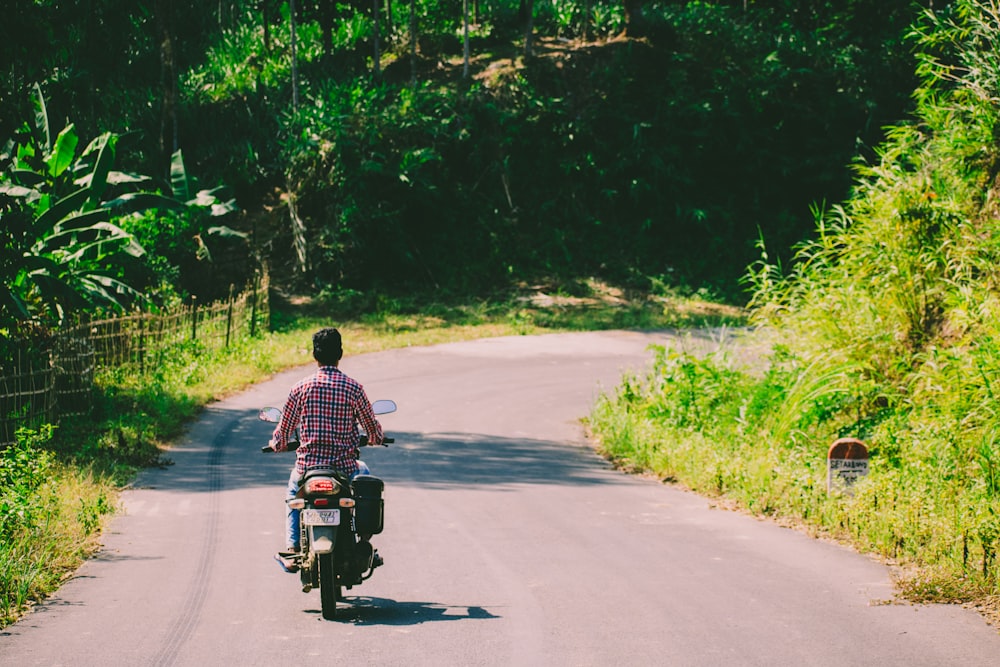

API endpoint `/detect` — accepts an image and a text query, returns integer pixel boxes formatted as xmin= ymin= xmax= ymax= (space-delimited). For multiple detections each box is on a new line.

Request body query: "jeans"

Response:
xmin=286 ymin=461 xmax=371 ymax=549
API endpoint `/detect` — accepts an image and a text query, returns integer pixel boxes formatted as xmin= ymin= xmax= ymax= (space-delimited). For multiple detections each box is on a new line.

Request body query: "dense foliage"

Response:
xmin=0 ymin=425 xmax=115 ymax=625
xmin=0 ymin=95 xmax=148 ymax=328
xmin=0 ymin=90 xmax=246 ymax=333
xmin=191 ymin=0 xmax=934 ymax=298
xmin=591 ymin=0 xmax=1000 ymax=607
xmin=1 ymin=0 xmax=935 ymax=302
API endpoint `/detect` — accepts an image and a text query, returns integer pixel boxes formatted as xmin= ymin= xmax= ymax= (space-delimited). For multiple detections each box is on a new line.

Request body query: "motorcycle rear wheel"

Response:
xmin=319 ymin=552 xmax=337 ymax=620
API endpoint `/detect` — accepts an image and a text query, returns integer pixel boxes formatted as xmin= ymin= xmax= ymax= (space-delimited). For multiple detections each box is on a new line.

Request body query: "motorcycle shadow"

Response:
xmin=304 ymin=597 xmax=500 ymax=625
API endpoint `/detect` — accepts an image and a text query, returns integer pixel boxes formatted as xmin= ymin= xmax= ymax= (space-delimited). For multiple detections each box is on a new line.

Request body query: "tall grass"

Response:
xmin=0 ymin=427 xmax=116 ymax=626
xmin=590 ymin=0 xmax=1000 ymax=615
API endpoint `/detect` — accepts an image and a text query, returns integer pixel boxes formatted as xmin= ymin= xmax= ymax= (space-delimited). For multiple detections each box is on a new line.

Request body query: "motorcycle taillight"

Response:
xmin=304 ymin=477 xmax=340 ymax=495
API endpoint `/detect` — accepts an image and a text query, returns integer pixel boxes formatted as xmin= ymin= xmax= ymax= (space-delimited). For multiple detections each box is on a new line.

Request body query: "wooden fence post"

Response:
xmin=191 ymin=297 xmax=198 ymax=342
xmin=157 ymin=316 xmax=165 ymax=367
xmin=250 ymin=273 xmax=259 ymax=338
xmin=225 ymin=285 xmax=235 ymax=348
xmin=138 ymin=314 xmax=146 ymax=374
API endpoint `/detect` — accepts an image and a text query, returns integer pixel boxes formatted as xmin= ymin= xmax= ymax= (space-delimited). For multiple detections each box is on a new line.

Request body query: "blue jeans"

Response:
xmin=286 ymin=461 xmax=370 ymax=550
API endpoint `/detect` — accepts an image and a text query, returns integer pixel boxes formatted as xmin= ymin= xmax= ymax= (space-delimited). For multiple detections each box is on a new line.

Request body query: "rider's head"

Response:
xmin=313 ymin=328 xmax=343 ymax=366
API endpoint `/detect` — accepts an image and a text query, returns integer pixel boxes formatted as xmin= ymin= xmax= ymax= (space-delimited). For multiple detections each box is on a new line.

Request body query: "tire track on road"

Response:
xmin=151 ymin=417 xmax=236 ymax=667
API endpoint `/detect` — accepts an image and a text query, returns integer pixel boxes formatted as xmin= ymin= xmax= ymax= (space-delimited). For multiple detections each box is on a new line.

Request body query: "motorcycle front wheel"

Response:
xmin=319 ymin=552 xmax=338 ymax=620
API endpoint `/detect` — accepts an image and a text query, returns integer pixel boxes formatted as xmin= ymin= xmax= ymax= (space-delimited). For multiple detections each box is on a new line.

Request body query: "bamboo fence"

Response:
xmin=0 ymin=270 xmax=269 ymax=445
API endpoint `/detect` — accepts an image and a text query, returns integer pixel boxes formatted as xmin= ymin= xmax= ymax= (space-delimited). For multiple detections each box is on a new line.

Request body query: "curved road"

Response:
xmin=2 ymin=331 xmax=999 ymax=665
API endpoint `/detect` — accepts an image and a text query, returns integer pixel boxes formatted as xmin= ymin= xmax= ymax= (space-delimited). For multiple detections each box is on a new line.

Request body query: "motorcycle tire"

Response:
xmin=319 ymin=552 xmax=337 ymax=620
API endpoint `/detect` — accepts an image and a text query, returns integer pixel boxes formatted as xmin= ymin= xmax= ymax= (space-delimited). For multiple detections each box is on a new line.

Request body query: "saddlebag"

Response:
xmin=352 ymin=475 xmax=384 ymax=535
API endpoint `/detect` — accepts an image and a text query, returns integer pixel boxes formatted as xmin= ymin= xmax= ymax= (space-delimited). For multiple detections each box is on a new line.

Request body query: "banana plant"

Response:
xmin=0 ymin=86 xmax=237 ymax=328
xmin=166 ymin=148 xmax=244 ymax=263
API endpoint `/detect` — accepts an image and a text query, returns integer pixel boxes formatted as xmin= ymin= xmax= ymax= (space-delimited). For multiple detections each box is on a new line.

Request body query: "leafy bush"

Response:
xmin=0 ymin=426 xmax=55 ymax=542
xmin=0 ymin=424 xmax=117 ymax=626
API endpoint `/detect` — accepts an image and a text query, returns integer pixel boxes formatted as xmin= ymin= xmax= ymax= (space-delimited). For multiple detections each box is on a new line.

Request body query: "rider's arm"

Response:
xmin=354 ymin=388 xmax=384 ymax=447
xmin=270 ymin=389 xmax=303 ymax=451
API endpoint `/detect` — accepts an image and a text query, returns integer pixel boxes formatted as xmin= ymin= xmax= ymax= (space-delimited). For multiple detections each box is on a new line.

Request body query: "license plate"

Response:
xmin=301 ymin=509 xmax=340 ymax=526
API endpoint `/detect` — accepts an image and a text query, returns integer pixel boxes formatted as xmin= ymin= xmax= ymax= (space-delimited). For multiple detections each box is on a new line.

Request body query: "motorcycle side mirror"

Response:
xmin=372 ymin=399 xmax=397 ymax=415
xmin=258 ymin=407 xmax=282 ymax=423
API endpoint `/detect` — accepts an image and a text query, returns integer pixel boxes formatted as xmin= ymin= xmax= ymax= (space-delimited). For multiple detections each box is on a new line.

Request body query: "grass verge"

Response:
xmin=586 ymin=336 xmax=1000 ymax=627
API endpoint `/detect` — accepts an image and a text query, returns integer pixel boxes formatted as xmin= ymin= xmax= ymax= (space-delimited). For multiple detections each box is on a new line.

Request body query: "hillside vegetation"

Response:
xmin=2 ymin=0 xmax=928 ymax=309
xmin=590 ymin=0 xmax=1000 ymax=618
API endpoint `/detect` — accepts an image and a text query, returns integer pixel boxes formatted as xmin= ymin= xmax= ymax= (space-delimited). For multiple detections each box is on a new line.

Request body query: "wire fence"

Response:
xmin=0 ymin=270 xmax=270 ymax=446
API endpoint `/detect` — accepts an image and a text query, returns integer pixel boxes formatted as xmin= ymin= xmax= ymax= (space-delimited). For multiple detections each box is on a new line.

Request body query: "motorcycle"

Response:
xmin=259 ymin=399 xmax=396 ymax=620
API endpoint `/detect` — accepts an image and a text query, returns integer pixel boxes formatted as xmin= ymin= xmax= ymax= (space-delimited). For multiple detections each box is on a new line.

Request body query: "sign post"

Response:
xmin=827 ymin=437 xmax=869 ymax=494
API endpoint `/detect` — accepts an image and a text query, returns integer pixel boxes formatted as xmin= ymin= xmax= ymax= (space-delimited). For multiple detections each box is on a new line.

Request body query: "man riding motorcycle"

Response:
xmin=267 ymin=327 xmax=385 ymax=571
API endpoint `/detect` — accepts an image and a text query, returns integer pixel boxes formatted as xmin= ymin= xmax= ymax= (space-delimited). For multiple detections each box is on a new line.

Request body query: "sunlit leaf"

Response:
xmin=188 ymin=189 xmax=217 ymax=207
xmin=207 ymin=225 xmax=247 ymax=239
xmin=210 ymin=199 xmax=237 ymax=216
xmin=170 ymin=150 xmax=190 ymax=202
xmin=105 ymin=192 xmax=185 ymax=213
xmin=32 ymin=82 xmax=50 ymax=152
xmin=0 ymin=183 xmax=41 ymax=201
xmin=46 ymin=124 xmax=78 ymax=178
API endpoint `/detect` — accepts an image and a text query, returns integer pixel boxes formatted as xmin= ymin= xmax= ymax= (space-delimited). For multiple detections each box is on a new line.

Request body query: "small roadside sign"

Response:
xmin=827 ymin=437 xmax=869 ymax=494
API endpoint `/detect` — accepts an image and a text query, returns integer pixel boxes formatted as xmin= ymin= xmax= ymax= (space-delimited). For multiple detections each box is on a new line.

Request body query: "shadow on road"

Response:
xmin=381 ymin=431 xmax=621 ymax=489
xmin=133 ymin=407 xmax=624 ymax=495
xmin=305 ymin=597 xmax=501 ymax=625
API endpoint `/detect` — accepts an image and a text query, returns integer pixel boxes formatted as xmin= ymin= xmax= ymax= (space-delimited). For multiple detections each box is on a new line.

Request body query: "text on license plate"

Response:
xmin=302 ymin=509 xmax=340 ymax=526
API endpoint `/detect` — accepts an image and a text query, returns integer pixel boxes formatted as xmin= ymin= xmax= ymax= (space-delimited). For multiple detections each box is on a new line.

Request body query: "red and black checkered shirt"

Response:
xmin=270 ymin=365 xmax=383 ymax=477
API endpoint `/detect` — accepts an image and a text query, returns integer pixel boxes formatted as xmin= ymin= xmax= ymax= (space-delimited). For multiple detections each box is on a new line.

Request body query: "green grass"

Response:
xmin=0 ymin=283 xmax=743 ymax=627
xmin=1 ymin=443 xmax=117 ymax=626
xmin=587 ymin=336 xmax=1000 ymax=622
xmin=588 ymin=1 xmax=1000 ymax=624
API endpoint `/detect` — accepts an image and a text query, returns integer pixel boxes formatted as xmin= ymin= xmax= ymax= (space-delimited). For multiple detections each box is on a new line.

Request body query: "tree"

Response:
xmin=410 ymin=0 xmax=418 ymax=86
xmin=155 ymin=0 xmax=180 ymax=162
xmin=373 ymin=0 xmax=383 ymax=78
xmin=524 ymin=0 xmax=536 ymax=57
xmin=463 ymin=0 xmax=471 ymax=77
xmin=290 ymin=0 xmax=300 ymax=109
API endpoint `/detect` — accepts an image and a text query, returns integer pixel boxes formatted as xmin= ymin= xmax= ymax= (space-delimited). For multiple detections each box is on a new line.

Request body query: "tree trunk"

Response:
xmin=623 ymin=0 xmax=642 ymax=37
xmin=373 ymin=0 xmax=382 ymax=78
xmin=523 ymin=0 xmax=535 ymax=58
xmin=462 ymin=0 xmax=470 ymax=78
xmin=261 ymin=0 xmax=272 ymax=52
xmin=410 ymin=0 xmax=417 ymax=87
xmin=290 ymin=0 xmax=299 ymax=109
xmin=320 ymin=0 xmax=335 ymax=58
xmin=155 ymin=0 xmax=179 ymax=171
xmin=286 ymin=184 xmax=309 ymax=275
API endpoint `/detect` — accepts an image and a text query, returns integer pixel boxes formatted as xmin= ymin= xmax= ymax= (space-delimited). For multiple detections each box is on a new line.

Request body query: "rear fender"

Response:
xmin=309 ymin=525 xmax=337 ymax=553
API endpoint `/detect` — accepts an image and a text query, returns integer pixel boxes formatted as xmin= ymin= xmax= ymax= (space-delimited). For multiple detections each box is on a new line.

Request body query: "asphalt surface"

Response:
xmin=2 ymin=330 xmax=999 ymax=666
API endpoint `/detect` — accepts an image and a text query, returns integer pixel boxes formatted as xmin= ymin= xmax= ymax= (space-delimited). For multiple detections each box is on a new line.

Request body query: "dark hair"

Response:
xmin=313 ymin=328 xmax=343 ymax=365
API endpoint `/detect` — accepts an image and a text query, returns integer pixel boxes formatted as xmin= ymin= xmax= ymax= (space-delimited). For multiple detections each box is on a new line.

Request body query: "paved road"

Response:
xmin=2 ymin=331 xmax=999 ymax=666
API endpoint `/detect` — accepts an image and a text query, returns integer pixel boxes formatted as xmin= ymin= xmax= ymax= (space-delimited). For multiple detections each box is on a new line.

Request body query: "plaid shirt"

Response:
xmin=270 ymin=365 xmax=383 ymax=477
